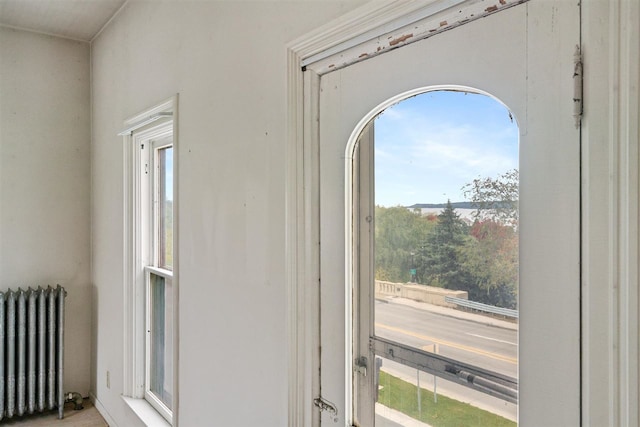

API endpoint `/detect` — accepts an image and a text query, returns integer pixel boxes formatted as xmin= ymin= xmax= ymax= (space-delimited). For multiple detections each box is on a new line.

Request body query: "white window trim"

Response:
xmin=122 ymin=396 xmax=171 ymax=427
xmin=123 ymin=95 xmax=179 ymax=426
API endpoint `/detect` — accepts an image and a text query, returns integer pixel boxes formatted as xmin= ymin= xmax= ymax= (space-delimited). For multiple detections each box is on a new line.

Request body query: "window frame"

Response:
xmin=122 ymin=96 xmax=178 ymax=426
xmin=149 ymin=137 xmax=174 ymax=271
xmin=145 ymin=266 xmax=173 ymax=420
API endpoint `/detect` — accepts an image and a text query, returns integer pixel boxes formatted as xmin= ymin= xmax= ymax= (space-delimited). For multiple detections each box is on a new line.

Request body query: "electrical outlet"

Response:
xmin=106 ymin=371 xmax=110 ymax=389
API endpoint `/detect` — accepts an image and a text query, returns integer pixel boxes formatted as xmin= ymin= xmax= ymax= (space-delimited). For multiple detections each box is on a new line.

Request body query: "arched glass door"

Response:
xmin=315 ymin=2 xmax=580 ymax=426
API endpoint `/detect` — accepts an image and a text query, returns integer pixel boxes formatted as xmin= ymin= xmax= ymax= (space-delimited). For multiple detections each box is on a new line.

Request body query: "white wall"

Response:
xmin=0 ymin=27 xmax=91 ymax=395
xmin=0 ymin=1 xmax=637 ymax=425
xmin=90 ymin=2 xmax=364 ymax=426
xmin=90 ymin=1 xmax=640 ymax=425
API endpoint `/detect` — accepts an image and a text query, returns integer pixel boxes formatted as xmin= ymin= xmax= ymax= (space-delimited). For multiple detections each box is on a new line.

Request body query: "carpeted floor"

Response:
xmin=1 ymin=399 xmax=108 ymax=427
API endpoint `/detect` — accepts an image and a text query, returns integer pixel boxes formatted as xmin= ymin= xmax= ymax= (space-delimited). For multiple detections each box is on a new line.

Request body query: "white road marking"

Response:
xmin=467 ymin=333 xmax=517 ymax=346
xmin=376 ymin=323 xmax=517 ymax=364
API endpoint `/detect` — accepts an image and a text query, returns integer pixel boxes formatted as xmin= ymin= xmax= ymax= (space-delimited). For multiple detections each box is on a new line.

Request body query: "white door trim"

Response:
xmin=581 ymin=1 xmax=640 ymax=426
xmin=287 ymin=1 xmax=640 ymax=426
xmin=286 ymin=2 xmax=533 ymax=425
xmin=293 ymin=0 xmax=526 ymax=76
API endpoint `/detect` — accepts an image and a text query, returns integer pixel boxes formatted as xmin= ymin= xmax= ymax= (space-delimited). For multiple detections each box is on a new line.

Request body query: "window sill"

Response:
xmin=122 ymin=396 xmax=171 ymax=427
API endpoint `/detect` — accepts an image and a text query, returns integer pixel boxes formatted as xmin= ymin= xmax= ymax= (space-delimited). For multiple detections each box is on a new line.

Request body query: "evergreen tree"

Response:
xmin=416 ymin=200 xmax=470 ymax=289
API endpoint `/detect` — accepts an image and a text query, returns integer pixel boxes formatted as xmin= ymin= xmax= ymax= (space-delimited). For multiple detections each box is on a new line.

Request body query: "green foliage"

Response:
xmin=375 ymin=206 xmax=434 ymax=283
xmin=374 ymin=172 xmax=519 ymax=308
xmin=163 ymin=200 xmax=173 ymax=269
xmin=377 ymin=371 xmax=516 ymax=427
xmin=461 ymin=220 xmax=518 ymax=308
xmin=416 ymin=201 xmax=471 ymax=289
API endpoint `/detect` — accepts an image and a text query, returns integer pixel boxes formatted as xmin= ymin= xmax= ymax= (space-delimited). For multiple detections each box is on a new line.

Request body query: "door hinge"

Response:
xmin=573 ymin=45 xmax=583 ymax=129
xmin=313 ymin=396 xmax=338 ymax=423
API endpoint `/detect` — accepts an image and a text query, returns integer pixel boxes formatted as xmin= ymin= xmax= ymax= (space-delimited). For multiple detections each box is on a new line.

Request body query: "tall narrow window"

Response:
xmin=122 ymin=102 xmax=176 ymax=425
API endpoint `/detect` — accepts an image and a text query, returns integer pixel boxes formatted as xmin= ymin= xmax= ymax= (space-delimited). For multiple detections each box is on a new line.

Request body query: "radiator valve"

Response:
xmin=65 ymin=392 xmax=84 ymax=410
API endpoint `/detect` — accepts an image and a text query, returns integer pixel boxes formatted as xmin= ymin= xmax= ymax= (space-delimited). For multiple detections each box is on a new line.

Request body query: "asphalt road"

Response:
xmin=374 ymin=300 xmax=518 ymax=422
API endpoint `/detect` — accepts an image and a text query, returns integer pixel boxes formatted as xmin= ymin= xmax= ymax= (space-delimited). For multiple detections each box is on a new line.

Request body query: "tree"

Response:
xmin=375 ymin=206 xmax=434 ymax=283
xmin=462 ymin=169 xmax=519 ymax=227
xmin=416 ymin=200 xmax=470 ymax=289
xmin=461 ymin=220 xmax=518 ymax=308
xmin=459 ymin=170 xmax=519 ymax=307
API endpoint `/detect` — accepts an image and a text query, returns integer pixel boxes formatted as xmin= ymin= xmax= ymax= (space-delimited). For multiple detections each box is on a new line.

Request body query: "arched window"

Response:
xmin=354 ymin=89 xmax=519 ymax=426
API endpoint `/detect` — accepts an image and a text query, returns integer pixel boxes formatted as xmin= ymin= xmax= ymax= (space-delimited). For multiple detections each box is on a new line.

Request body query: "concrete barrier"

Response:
xmin=375 ymin=280 xmax=468 ymax=308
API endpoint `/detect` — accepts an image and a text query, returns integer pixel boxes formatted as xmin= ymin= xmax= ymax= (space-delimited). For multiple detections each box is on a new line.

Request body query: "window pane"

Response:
xmin=373 ymin=91 xmax=518 ymax=425
xmin=158 ymin=146 xmax=173 ymax=270
xmin=150 ymin=272 xmax=173 ymax=409
xmin=375 ymin=356 xmax=514 ymax=426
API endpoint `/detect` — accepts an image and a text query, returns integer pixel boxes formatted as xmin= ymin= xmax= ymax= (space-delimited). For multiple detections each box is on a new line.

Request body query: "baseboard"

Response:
xmin=90 ymin=392 xmax=119 ymax=427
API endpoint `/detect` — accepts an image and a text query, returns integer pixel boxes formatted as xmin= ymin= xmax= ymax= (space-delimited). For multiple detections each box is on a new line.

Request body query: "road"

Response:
xmin=374 ymin=299 xmax=518 ymax=422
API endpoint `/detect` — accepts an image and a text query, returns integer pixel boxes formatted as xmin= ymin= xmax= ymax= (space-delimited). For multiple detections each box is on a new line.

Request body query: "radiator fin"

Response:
xmin=0 ymin=286 xmax=66 ymax=421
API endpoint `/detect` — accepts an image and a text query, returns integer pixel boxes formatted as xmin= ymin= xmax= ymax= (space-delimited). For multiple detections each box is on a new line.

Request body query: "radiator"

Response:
xmin=0 ymin=286 xmax=66 ymax=421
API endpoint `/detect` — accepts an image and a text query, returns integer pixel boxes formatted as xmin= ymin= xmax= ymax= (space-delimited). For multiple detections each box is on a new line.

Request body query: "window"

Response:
xmin=356 ymin=91 xmax=519 ymax=426
xmin=122 ymin=97 xmax=177 ymax=425
xmin=143 ymin=135 xmax=174 ymax=420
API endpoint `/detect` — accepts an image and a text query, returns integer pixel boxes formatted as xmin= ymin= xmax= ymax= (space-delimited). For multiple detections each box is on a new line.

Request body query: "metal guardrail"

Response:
xmin=371 ymin=336 xmax=518 ymax=403
xmin=445 ymin=296 xmax=519 ymax=319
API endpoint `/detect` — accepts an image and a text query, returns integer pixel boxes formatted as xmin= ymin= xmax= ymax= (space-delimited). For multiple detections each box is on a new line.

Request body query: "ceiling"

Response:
xmin=0 ymin=0 xmax=126 ymax=42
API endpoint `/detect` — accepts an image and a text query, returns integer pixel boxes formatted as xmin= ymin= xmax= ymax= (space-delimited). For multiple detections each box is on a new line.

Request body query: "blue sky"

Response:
xmin=374 ymin=90 xmax=519 ymax=207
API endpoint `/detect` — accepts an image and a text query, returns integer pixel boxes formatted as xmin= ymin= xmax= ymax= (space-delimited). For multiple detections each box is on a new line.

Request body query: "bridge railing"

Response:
xmin=444 ymin=296 xmax=519 ymax=319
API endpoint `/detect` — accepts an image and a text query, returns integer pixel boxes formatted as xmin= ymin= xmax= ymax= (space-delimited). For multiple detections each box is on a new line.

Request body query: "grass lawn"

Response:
xmin=377 ymin=371 xmax=516 ymax=427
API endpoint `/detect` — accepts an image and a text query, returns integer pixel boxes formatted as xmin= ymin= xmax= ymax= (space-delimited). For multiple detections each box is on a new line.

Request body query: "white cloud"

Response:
xmin=374 ymin=101 xmax=518 ymax=206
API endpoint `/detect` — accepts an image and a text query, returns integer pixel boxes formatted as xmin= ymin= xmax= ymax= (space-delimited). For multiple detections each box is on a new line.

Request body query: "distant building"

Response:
xmin=407 ymin=203 xmax=477 ymax=224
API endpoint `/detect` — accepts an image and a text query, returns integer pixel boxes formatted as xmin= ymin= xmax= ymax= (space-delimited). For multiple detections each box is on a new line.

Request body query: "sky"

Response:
xmin=167 ymin=147 xmax=173 ymax=200
xmin=374 ymin=90 xmax=519 ymax=207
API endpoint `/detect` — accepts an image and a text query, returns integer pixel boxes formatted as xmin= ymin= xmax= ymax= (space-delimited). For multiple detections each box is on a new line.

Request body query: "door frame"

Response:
xmin=285 ymin=0 xmax=640 ymax=426
xmin=285 ymin=2 xmax=536 ymax=425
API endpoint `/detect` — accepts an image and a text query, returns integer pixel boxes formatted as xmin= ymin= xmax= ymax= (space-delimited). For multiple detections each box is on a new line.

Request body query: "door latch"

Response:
xmin=355 ymin=356 xmax=368 ymax=376
xmin=313 ymin=396 xmax=338 ymax=423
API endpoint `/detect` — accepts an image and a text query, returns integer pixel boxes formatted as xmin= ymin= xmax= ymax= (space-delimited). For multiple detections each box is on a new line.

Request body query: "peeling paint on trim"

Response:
xmin=389 ymin=33 xmax=414 ymax=46
xmin=303 ymin=0 xmax=529 ymax=75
